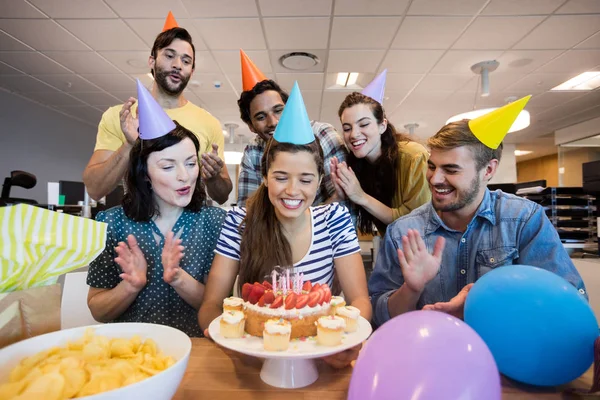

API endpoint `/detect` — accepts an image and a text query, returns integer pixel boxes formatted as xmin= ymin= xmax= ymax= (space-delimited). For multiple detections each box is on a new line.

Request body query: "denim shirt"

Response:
xmin=368 ymin=189 xmax=588 ymax=327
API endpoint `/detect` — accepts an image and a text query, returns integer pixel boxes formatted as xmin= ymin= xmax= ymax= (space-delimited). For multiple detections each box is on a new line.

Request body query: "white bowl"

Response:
xmin=0 ymin=323 xmax=191 ymax=400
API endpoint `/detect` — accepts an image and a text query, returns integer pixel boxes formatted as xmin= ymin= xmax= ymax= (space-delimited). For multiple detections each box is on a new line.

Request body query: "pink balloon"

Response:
xmin=349 ymin=311 xmax=501 ymax=400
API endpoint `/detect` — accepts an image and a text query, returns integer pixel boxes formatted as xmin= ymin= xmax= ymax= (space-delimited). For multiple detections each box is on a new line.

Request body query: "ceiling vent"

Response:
xmin=279 ymin=52 xmax=320 ymax=71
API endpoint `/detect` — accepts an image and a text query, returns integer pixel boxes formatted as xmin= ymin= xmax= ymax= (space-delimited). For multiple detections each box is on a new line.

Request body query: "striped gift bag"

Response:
xmin=0 ymin=204 xmax=107 ymax=292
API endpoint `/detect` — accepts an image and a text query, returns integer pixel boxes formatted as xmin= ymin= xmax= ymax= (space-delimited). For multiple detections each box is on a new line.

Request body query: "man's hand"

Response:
xmin=162 ymin=231 xmax=184 ymax=286
xmin=201 ymin=144 xmax=224 ymax=181
xmin=422 ymin=283 xmax=474 ymax=320
xmin=114 ymin=234 xmax=147 ymax=292
xmin=397 ymin=229 xmax=445 ymax=294
xmin=119 ymin=97 xmax=139 ymax=146
xmin=322 ymin=343 xmax=361 ymax=369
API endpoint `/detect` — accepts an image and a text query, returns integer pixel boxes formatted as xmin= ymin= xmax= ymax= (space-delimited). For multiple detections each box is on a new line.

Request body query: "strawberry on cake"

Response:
xmin=241 ymin=278 xmax=332 ymax=339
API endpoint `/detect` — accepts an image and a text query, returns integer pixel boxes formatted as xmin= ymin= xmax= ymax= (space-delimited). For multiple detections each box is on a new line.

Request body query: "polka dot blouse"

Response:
xmin=87 ymin=206 xmax=226 ymax=337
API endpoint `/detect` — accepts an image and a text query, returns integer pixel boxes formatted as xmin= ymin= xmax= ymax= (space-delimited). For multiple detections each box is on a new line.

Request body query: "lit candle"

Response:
xmin=300 ymin=272 xmax=304 ymax=291
xmin=286 ymin=269 xmax=291 ymax=293
xmin=272 ymin=270 xmax=277 ymax=293
xmin=282 ymin=274 xmax=287 ymax=295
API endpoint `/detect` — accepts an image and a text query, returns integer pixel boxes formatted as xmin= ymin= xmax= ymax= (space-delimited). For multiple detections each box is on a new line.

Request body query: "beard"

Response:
xmin=432 ymin=174 xmax=481 ymax=212
xmin=153 ymin=67 xmax=190 ymax=96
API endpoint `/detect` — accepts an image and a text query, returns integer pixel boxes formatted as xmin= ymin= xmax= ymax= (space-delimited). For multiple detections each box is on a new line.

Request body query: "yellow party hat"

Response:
xmin=468 ymin=95 xmax=531 ymax=149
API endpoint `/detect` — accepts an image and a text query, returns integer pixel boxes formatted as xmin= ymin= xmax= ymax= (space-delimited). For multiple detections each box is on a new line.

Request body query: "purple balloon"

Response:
xmin=348 ymin=311 xmax=501 ymax=400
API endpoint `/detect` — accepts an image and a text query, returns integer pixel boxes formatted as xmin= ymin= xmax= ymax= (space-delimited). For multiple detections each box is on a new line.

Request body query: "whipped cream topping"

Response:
xmin=223 ymin=297 xmax=244 ymax=308
xmin=336 ymin=305 xmax=360 ymax=319
xmin=222 ymin=310 xmax=245 ymax=324
xmin=245 ymin=301 xmax=330 ymax=318
xmin=264 ymin=319 xmax=292 ymax=335
xmin=330 ymin=296 xmax=346 ymax=307
xmin=317 ymin=315 xmax=346 ymax=330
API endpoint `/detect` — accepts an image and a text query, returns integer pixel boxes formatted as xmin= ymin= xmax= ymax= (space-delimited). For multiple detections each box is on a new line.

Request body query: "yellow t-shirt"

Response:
xmin=94 ymin=101 xmax=224 ymax=159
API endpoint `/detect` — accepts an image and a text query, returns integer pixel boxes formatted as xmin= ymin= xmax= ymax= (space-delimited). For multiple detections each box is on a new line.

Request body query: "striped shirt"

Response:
xmin=215 ymin=203 xmax=361 ymax=286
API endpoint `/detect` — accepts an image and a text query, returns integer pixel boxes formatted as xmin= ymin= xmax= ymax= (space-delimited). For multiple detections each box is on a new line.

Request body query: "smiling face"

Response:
xmin=146 ymin=137 xmax=199 ymax=211
xmin=248 ymin=90 xmax=285 ymax=141
xmin=264 ymin=150 xmax=320 ymax=223
xmin=340 ymin=103 xmax=387 ymax=163
xmin=150 ymin=38 xmax=194 ymax=96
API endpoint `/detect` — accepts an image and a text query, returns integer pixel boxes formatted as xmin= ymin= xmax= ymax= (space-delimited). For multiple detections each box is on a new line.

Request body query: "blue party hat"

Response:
xmin=361 ymin=69 xmax=387 ymax=104
xmin=136 ymin=79 xmax=176 ymax=140
xmin=273 ymin=82 xmax=314 ymax=145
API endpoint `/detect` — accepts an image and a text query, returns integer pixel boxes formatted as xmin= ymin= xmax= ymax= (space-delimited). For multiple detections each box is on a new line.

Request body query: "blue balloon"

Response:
xmin=464 ymin=265 xmax=598 ymax=386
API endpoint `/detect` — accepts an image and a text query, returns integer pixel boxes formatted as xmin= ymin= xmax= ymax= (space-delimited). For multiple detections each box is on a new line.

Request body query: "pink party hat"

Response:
xmin=361 ymin=69 xmax=387 ymax=104
xmin=136 ymin=79 xmax=176 ymax=140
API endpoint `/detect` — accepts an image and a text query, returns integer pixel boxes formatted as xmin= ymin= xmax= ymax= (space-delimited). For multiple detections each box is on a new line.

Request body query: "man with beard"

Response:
xmin=368 ymin=97 xmax=587 ymax=327
xmin=236 ymin=51 xmax=347 ymax=207
xmin=83 ymin=26 xmax=232 ymax=204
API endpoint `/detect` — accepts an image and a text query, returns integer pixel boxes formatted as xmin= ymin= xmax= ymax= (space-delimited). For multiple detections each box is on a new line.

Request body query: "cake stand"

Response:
xmin=208 ymin=316 xmax=372 ymax=388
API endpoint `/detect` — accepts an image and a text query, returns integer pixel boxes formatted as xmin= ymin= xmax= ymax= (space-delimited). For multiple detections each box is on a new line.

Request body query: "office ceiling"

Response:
xmin=1 ymin=0 xmax=599 ymax=161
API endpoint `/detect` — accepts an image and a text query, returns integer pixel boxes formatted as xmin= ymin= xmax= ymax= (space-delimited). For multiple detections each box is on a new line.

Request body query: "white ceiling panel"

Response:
xmin=536 ymin=50 xmax=600 ymax=73
xmin=125 ymin=19 xmax=201 ymax=49
xmin=80 ymin=74 xmax=136 ymax=92
xmin=502 ymin=72 xmax=575 ymax=93
xmin=213 ymin=50 xmax=272 ymax=74
xmin=103 ymin=0 xmax=187 ymax=18
xmin=334 ymin=0 xmax=410 ymax=16
xmin=0 ymin=61 xmax=21 ymax=74
xmin=412 ymin=73 xmax=474 ymax=93
xmin=70 ymin=91 xmax=122 ymax=107
xmin=193 ymin=19 xmax=266 ymax=50
xmin=112 ymin=91 xmax=138 ymax=102
xmin=97 ymin=51 xmax=151 ymax=74
xmin=0 ymin=31 xmax=31 ymax=51
xmin=0 ymin=19 xmax=87 ymax=51
xmin=44 ymin=51 xmax=121 ymax=74
xmin=0 ymin=51 xmax=71 ymax=74
xmin=327 ymin=50 xmax=386 ymax=73
xmin=26 ymin=90 xmax=85 ymax=106
xmin=431 ymin=50 xmax=503 ymax=73
xmin=514 ymin=15 xmax=600 ymax=50
xmin=457 ymin=72 xmax=529 ymax=95
xmin=271 ymin=49 xmax=327 ymax=73
xmin=453 ymin=16 xmax=545 ymax=50
xmin=53 ymin=105 xmax=104 ymax=123
xmin=28 ymin=0 xmax=118 ymax=18
xmin=264 ymin=18 xmax=330 ymax=50
xmin=182 ymin=0 xmax=258 ymax=17
xmin=408 ymin=0 xmax=489 ymax=15
xmin=34 ymin=74 xmax=101 ymax=92
xmin=496 ymin=50 xmax=563 ymax=74
xmin=384 ymin=50 xmax=445 ymax=73
xmin=576 ymin=32 xmax=600 ymax=50
xmin=59 ymin=19 xmax=147 ymax=51
xmin=386 ymin=73 xmax=424 ymax=92
xmin=300 ymin=90 xmax=323 ymax=118
xmin=276 ymin=73 xmax=324 ymax=91
xmin=392 ymin=17 xmax=470 ymax=49
xmin=528 ymin=91 xmax=586 ymax=108
xmin=331 ymin=17 xmax=400 ymax=49
xmin=0 ymin=0 xmax=47 ymax=18
xmin=197 ymin=91 xmax=239 ymax=109
xmin=482 ymin=0 xmax=565 ymax=15
xmin=259 ymin=0 xmax=331 ymax=17
xmin=556 ymin=0 xmax=600 ymax=14
xmin=0 ymin=74 xmax=54 ymax=92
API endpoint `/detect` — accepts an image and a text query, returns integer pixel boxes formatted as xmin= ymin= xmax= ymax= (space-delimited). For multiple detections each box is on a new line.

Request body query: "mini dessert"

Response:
xmin=263 ymin=318 xmax=292 ymax=351
xmin=330 ymin=296 xmax=346 ymax=315
xmin=316 ymin=315 xmax=346 ymax=346
xmin=223 ymin=296 xmax=244 ymax=311
xmin=336 ymin=305 xmax=360 ymax=332
xmin=242 ymin=276 xmax=332 ymax=339
xmin=220 ymin=310 xmax=245 ymax=338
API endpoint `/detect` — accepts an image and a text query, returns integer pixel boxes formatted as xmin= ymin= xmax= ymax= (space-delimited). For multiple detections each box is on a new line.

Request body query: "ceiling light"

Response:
xmin=514 ymin=150 xmax=532 ymax=156
xmin=224 ymin=151 xmax=243 ymax=165
xmin=551 ymin=71 xmax=600 ymax=91
xmin=336 ymin=72 xmax=360 ymax=87
xmin=447 ymin=108 xmax=530 ymax=133
xmin=347 ymin=72 xmax=359 ymax=86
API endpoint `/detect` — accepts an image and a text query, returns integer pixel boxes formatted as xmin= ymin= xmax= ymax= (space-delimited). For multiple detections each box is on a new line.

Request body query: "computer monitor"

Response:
xmin=59 ymin=181 xmax=85 ymax=205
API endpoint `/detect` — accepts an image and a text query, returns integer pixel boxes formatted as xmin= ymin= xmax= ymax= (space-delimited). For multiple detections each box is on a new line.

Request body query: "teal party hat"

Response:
xmin=273 ymin=82 xmax=314 ymax=145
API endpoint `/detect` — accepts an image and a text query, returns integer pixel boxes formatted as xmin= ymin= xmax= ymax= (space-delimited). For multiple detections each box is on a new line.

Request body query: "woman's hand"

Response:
xmin=329 ymin=157 xmax=347 ymax=200
xmin=114 ymin=234 xmax=147 ymax=292
xmin=162 ymin=231 xmax=185 ymax=286
xmin=335 ymin=162 xmax=366 ymax=205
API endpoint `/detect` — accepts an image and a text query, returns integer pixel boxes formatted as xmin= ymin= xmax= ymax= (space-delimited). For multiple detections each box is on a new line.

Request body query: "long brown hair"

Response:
xmin=237 ymin=139 xmax=324 ymax=291
xmin=338 ymin=92 xmax=410 ymax=235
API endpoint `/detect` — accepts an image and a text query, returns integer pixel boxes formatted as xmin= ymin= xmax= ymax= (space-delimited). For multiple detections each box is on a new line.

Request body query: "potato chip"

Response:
xmin=1 ymin=329 xmax=176 ymax=399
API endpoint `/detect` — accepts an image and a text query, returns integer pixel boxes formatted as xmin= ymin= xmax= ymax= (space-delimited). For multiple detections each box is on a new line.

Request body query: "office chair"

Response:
xmin=0 ymin=170 xmax=38 ymax=206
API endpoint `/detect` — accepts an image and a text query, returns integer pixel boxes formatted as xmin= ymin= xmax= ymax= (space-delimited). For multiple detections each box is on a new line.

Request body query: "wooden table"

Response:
xmin=173 ymin=338 xmax=594 ymax=400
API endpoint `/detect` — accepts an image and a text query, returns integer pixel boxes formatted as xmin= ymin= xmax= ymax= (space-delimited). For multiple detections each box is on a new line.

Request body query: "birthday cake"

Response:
xmin=236 ymin=273 xmax=332 ymax=339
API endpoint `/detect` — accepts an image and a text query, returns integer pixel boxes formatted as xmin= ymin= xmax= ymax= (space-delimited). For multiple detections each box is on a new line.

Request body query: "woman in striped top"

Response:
xmin=199 ymin=138 xmax=371 ymax=367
